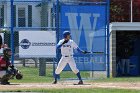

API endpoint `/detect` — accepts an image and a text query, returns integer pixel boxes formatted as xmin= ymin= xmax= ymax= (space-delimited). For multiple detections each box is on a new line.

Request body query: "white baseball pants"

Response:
xmin=55 ymin=56 xmax=79 ymax=74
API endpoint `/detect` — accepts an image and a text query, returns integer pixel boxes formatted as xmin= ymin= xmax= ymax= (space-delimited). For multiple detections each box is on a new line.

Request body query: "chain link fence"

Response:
xmin=0 ymin=0 xmax=109 ymax=82
xmin=0 ymin=0 xmax=57 ymax=79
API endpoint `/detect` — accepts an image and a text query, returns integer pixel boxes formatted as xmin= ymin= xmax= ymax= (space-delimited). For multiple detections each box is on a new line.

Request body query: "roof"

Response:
xmin=110 ymin=22 xmax=140 ymax=32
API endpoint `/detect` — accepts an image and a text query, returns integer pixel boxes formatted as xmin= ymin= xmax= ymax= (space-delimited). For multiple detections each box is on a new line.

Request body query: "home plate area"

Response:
xmin=0 ymin=81 xmax=140 ymax=91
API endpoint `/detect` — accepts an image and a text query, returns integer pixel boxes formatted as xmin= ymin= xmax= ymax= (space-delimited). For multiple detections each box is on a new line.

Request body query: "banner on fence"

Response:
xmin=19 ymin=31 xmax=56 ymax=58
xmin=60 ymin=4 xmax=107 ymax=71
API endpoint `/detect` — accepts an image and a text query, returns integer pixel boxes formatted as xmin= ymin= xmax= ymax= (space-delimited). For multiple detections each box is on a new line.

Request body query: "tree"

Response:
xmin=73 ymin=0 xmax=140 ymax=22
xmin=111 ymin=0 xmax=140 ymax=22
xmin=133 ymin=0 xmax=140 ymax=22
xmin=110 ymin=0 xmax=130 ymax=22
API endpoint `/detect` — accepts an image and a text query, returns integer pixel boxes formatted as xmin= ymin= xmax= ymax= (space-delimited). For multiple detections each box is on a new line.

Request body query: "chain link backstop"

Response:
xmin=0 ymin=0 xmax=110 ymax=80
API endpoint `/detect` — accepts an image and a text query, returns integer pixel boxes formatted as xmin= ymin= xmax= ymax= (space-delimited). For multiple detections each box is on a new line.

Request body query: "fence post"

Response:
xmin=34 ymin=58 xmax=39 ymax=68
xmin=22 ymin=59 xmax=26 ymax=67
xmin=10 ymin=0 xmax=14 ymax=64
xmin=56 ymin=0 xmax=59 ymax=42
xmin=107 ymin=0 xmax=110 ymax=78
xmin=39 ymin=58 xmax=46 ymax=76
xmin=55 ymin=0 xmax=60 ymax=79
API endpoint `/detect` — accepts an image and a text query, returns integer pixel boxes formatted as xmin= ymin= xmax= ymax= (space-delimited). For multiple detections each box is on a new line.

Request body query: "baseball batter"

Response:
xmin=53 ymin=31 xmax=88 ymax=84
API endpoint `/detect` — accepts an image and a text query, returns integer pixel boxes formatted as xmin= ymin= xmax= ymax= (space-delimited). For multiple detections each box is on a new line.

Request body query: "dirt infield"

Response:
xmin=0 ymin=81 xmax=140 ymax=91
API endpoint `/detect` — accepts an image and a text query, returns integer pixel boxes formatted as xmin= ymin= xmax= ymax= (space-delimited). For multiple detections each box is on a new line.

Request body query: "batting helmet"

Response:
xmin=63 ymin=31 xmax=71 ymax=38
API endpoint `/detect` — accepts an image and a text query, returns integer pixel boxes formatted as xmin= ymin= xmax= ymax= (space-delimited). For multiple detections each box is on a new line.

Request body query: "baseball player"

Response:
xmin=0 ymin=48 xmax=23 ymax=85
xmin=53 ymin=31 xmax=88 ymax=84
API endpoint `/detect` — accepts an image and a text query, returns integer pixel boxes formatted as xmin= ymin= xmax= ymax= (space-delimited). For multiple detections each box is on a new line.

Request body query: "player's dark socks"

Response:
xmin=53 ymin=74 xmax=59 ymax=84
xmin=76 ymin=72 xmax=82 ymax=81
xmin=54 ymin=74 xmax=59 ymax=80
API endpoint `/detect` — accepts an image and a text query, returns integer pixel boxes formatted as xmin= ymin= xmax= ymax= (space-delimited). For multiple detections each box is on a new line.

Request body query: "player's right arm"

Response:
xmin=56 ymin=40 xmax=63 ymax=49
xmin=56 ymin=40 xmax=68 ymax=49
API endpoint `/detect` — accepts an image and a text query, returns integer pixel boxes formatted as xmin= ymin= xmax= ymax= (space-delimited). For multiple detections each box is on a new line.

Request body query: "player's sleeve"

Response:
xmin=72 ymin=41 xmax=84 ymax=53
xmin=56 ymin=40 xmax=63 ymax=49
xmin=72 ymin=40 xmax=78 ymax=49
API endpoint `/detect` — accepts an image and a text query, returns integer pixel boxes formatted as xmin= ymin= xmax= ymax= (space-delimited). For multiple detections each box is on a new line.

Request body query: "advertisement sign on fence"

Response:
xmin=60 ymin=5 xmax=107 ymax=71
xmin=19 ymin=31 xmax=56 ymax=58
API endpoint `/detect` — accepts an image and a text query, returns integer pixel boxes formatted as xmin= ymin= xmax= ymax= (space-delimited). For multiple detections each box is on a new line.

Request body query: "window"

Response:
xmin=28 ymin=5 xmax=32 ymax=27
xmin=18 ymin=7 xmax=26 ymax=27
xmin=0 ymin=5 xmax=4 ymax=27
xmin=14 ymin=5 xmax=16 ymax=27
xmin=51 ymin=8 xmax=55 ymax=28
xmin=16 ymin=5 xmax=32 ymax=27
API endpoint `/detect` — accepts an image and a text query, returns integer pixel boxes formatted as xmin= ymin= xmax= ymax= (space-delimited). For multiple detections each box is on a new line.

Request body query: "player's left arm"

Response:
xmin=72 ymin=41 xmax=87 ymax=54
xmin=77 ymin=47 xmax=88 ymax=54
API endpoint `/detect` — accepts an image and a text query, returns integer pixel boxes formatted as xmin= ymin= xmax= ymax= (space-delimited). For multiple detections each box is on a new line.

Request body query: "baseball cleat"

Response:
xmin=52 ymin=80 xmax=57 ymax=84
xmin=78 ymin=80 xmax=83 ymax=85
xmin=1 ymin=82 xmax=10 ymax=85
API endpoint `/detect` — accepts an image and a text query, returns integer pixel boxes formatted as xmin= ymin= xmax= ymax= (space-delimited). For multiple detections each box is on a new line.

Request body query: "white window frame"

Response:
xmin=16 ymin=5 xmax=28 ymax=27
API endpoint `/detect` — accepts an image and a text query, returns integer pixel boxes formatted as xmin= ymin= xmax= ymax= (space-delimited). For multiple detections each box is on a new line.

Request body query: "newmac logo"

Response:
xmin=19 ymin=39 xmax=56 ymax=49
xmin=19 ymin=39 xmax=31 ymax=49
xmin=65 ymin=13 xmax=100 ymax=51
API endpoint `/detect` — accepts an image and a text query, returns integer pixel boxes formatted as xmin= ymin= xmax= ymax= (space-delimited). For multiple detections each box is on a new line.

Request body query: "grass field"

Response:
xmin=2 ymin=88 xmax=140 ymax=93
xmin=10 ymin=66 xmax=91 ymax=83
xmin=10 ymin=67 xmax=140 ymax=83
xmin=2 ymin=67 xmax=139 ymax=93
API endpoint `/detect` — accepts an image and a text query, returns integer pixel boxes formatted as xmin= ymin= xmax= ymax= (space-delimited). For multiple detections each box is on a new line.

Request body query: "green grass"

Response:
xmin=10 ymin=66 xmax=90 ymax=83
xmin=10 ymin=67 xmax=140 ymax=83
xmin=10 ymin=67 xmax=53 ymax=83
xmin=2 ymin=88 xmax=140 ymax=93
xmin=5 ymin=67 xmax=140 ymax=92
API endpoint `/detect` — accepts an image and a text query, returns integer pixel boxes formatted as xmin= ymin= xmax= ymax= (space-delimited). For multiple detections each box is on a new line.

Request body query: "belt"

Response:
xmin=63 ymin=55 xmax=72 ymax=57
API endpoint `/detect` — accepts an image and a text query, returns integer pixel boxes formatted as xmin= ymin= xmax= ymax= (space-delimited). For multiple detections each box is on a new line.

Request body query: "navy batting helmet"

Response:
xmin=63 ymin=31 xmax=71 ymax=38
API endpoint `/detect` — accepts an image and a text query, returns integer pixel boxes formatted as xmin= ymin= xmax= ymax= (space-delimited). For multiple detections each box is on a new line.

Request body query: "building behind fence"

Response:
xmin=0 ymin=0 xmax=109 ymax=78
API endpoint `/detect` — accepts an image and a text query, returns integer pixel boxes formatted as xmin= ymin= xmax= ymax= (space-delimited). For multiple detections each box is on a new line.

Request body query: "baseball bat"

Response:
xmin=86 ymin=51 xmax=104 ymax=54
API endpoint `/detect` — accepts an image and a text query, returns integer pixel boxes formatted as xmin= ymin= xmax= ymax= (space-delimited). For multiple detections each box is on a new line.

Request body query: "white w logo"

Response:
xmin=65 ymin=13 xmax=100 ymax=51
